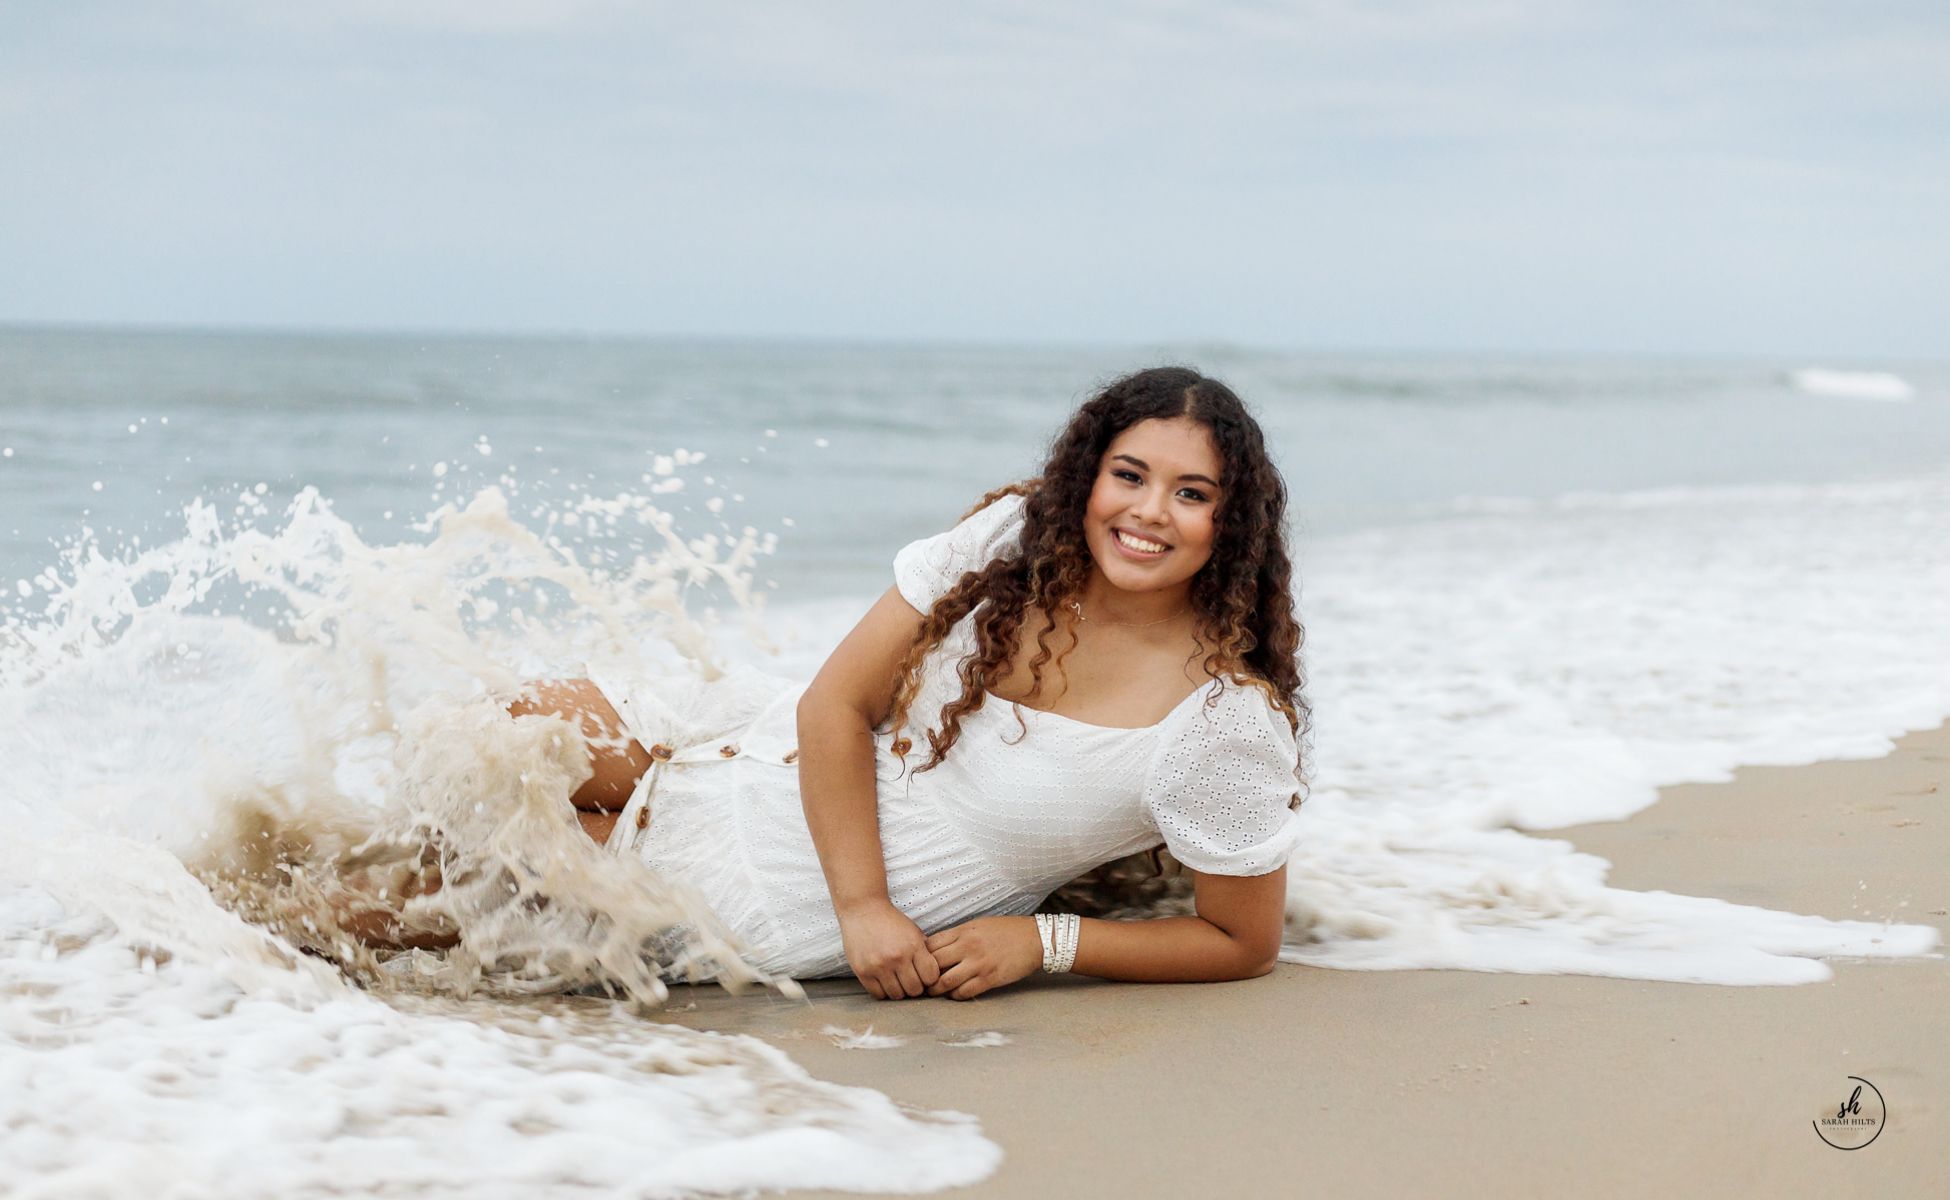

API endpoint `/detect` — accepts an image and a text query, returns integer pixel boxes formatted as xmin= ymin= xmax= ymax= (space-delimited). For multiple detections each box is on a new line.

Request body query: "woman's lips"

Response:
xmin=1113 ymin=528 xmax=1170 ymax=556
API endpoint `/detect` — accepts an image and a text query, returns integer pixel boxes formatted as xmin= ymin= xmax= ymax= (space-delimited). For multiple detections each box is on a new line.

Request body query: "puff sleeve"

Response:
xmin=1143 ymin=681 xmax=1305 ymax=876
xmin=891 ymin=493 xmax=1027 ymax=613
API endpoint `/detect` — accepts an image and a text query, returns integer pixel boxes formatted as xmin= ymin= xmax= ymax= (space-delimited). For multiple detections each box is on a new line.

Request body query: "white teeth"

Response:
xmin=1115 ymin=530 xmax=1167 ymax=554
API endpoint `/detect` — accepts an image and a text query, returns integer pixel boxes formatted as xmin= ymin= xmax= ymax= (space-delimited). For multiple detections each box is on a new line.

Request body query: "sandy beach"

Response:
xmin=6 ymin=4 xmax=1946 ymax=1192
xmin=657 ymin=723 xmax=1949 ymax=1198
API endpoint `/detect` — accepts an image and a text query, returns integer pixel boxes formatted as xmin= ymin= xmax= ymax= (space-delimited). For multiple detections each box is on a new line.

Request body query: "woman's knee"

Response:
xmin=505 ymin=679 xmax=652 ymax=811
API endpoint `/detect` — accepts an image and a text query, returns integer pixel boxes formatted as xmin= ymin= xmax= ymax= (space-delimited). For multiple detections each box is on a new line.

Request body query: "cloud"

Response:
xmin=0 ymin=0 xmax=1945 ymax=353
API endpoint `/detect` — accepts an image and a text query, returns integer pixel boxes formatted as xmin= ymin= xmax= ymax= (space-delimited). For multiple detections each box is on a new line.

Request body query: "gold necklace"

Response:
xmin=1068 ymin=599 xmax=1189 ymax=629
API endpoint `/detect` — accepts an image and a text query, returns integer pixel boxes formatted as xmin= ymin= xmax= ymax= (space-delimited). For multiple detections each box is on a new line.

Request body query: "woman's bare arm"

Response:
xmin=924 ymin=865 xmax=1287 ymax=1000
xmin=796 ymin=585 xmax=943 ymax=1000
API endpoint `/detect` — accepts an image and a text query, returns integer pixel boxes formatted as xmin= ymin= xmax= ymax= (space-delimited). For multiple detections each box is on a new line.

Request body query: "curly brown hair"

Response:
xmin=885 ymin=366 xmax=1307 ymax=772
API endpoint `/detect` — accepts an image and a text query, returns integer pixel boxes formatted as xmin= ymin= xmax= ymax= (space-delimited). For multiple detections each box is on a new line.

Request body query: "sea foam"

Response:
xmin=1293 ymin=478 xmax=1947 ymax=980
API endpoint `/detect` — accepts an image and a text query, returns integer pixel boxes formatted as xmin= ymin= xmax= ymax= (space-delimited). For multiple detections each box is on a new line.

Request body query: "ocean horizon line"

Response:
xmin=3 ymin=319 xmax=1941 ymax=369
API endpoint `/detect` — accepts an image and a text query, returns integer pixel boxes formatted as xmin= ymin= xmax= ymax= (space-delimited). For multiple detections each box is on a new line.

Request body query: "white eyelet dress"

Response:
xmin=592 ymin=493 xmax=1306 ymax=981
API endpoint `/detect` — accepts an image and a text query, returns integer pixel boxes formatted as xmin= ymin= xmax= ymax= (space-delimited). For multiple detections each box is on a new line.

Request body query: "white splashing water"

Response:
xmin=0 ymin=484 xmax=1000 ymax=1197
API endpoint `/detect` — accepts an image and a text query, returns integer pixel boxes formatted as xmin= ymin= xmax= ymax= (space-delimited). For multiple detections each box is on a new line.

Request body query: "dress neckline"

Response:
xmin=982 ymin=678 xmax=1217 ymax=733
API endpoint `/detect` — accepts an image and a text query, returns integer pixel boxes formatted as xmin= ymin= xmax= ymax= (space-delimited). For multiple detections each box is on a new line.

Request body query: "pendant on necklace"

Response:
xmin=1069 ymin=599 xmax=1187 ymax=629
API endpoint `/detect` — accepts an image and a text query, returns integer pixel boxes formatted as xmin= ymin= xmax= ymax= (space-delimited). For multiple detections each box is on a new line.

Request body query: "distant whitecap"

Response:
xmin=1790 ymin=368 xmax=1917 ymax=401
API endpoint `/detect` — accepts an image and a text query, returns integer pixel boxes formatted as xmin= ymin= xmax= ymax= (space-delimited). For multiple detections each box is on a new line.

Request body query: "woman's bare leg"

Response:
xmin=339 ymin=680 xmax=642 ymax=951
xmin=505 ymin=679 xmax=653 ymax=807
xmin=332 ymin=857 xmax=458 ymax=951
xmin=506 ymin=679 xmax=653 ymax=844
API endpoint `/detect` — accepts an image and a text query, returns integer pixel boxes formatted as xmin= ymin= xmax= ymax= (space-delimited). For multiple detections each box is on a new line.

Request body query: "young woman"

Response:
xmin=509 ymin=366 xmax=1308 ymax=1000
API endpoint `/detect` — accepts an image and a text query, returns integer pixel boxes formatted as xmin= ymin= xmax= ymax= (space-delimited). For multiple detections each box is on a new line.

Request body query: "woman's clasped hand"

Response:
xmin=923 ymin=916 xmax=1046 ymax=1000
xmin=838 ymin=902 xmax=1042 ymax=1000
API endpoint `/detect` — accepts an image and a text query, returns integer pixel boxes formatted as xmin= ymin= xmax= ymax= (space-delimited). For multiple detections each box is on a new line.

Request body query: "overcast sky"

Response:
xmin=1 ymin=1 xmax=1945 ymax=356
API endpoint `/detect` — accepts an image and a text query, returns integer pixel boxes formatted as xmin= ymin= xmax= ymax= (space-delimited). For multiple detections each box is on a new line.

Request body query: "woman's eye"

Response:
xmin=1113 ymin=469 xmax=1142 ymax=484
xmin=1177 ymin=488 xmax=1209 ymax=503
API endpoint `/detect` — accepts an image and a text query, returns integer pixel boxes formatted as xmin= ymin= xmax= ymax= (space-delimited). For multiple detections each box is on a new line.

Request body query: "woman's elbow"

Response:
xmin=1193 ymin=866 xmax=1288 ymax=982
xmin=1194 ymin=929 xmax=1281 ymax=982
xmin=1224 ymin=929 xmax=1283 ymax=980
xmin=1229 ymin=949 xmax=1279 ymax=980
xmin=797 ymin=681 xmax=878 ymax=742
xmin=796 ymin=683 xmax=849 ymax=737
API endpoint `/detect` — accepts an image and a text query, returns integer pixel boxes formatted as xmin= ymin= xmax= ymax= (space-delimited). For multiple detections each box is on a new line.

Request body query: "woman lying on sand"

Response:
xmin=353 ymin=366 xmax=1308 ymax=1000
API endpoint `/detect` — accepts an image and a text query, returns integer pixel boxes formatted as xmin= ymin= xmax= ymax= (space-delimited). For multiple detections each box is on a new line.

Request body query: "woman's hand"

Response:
xmin=839 ymin=899 xmax=941 ymax=999
xmin=924 ymin=915 xmax=1043 ymax=1000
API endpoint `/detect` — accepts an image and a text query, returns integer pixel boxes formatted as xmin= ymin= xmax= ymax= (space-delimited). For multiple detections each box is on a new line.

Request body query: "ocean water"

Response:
xmin=3 ymin=327 xmax=1948 ymax=1196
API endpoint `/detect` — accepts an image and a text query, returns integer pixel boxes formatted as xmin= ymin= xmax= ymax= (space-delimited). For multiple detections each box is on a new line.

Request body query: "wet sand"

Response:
xmin=659 ymin=723 xmax=1949 ymax=1198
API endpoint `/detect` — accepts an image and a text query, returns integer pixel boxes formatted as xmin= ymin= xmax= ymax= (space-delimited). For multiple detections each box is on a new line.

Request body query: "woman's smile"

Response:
xmin=1112 ymin=527 xmax=1172 ymax=557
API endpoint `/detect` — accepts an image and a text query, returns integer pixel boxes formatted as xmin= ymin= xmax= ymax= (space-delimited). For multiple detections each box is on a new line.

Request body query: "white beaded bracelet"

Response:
xmin=1035 ymin=912 xmax=1081 ymax=973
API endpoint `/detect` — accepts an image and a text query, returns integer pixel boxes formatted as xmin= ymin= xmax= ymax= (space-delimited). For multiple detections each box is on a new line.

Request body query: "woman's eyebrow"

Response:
xmin=1112 ymin=453 xmax=1220 ymax=489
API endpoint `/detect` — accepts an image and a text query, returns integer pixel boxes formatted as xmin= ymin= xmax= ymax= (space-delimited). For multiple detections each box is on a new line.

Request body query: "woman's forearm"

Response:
xmin=794 ymin=586 xmax=927 ymax=919
xmin=1070 ymin=914 xmax=1279 ymax=983
xmin=797 ymin=673 xmax=945 ymax=999
xmin=925 ymin=871 xmax=1288 ymax=1000
xmin=795 ymin=689 xmax=894 ymax=913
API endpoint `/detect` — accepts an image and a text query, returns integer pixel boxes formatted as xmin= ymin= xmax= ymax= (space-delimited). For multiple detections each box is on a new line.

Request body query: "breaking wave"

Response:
xmin=0 ymin=480 xmax=1000 ymax=1197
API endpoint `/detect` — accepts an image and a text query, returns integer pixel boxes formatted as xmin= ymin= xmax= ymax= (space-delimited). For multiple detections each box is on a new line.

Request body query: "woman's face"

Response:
xmin=1083 ymin=416 xmax=1225 ymax=596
